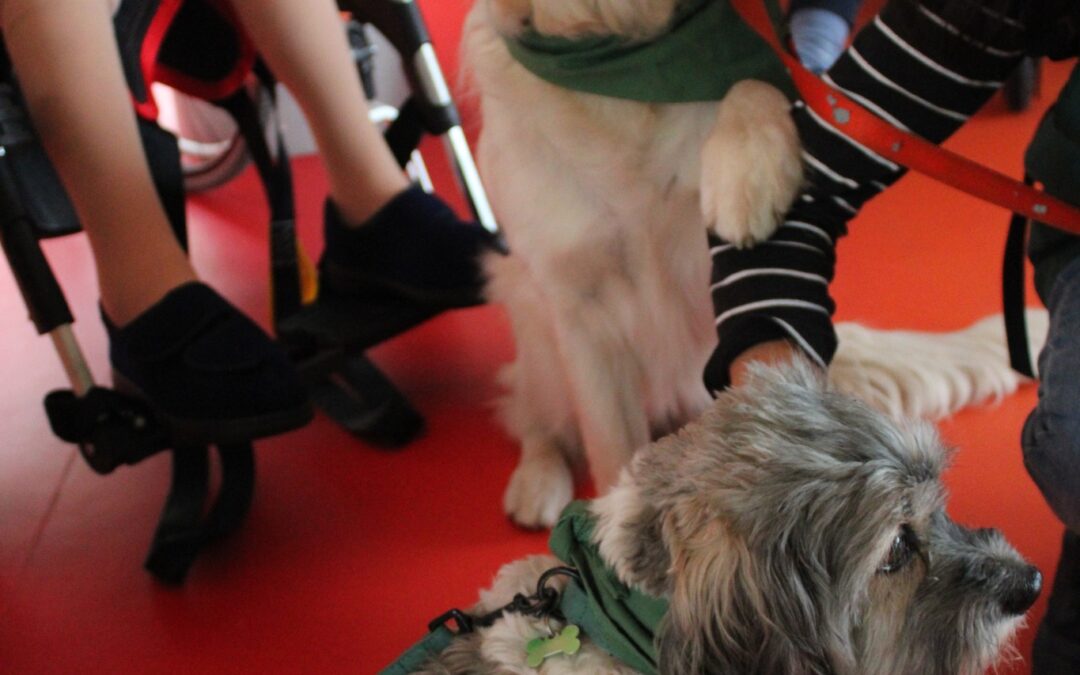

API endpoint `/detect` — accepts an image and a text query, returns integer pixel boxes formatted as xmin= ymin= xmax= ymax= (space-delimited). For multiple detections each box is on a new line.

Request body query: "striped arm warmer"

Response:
xmin=704 ymin=0 xmax=1027 ymax=391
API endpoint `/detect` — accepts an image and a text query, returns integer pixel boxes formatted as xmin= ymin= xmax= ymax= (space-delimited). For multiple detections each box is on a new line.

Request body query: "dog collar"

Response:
xmin=547 ymin=501 xmax=670 ymax=674
xmin=504 ymin=0 xmax=794 ymax=103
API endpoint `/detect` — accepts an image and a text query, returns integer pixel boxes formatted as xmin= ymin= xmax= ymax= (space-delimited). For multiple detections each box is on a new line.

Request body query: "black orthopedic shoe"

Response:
xmin=104 ymin=282 xmax=313 ymax=445
xmin=1033 ymin=530 xmax=1080 ymax=674
xmin=319 ymin=184 xmax=496 ymax=309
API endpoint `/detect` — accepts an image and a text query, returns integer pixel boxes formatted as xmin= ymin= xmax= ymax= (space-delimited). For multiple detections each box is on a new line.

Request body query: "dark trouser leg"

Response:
xmin=1022 ymin=61 xmax=1080 ymax=674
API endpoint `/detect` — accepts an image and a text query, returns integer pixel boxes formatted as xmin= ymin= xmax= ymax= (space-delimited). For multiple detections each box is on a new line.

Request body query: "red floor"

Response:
xmin=1 ymin=6 xmax=1076 ymax=672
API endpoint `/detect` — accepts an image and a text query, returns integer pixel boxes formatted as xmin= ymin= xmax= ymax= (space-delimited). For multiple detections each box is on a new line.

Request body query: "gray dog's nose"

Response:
xmin=1001 ymin=565 xmax=1042 ymax=616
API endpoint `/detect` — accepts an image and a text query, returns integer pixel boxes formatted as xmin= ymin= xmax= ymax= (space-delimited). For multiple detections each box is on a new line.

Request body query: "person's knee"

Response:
xmin=0 ymin=0 xmax=38 ymax=30
xmin=0 ymin=0 xmax=118 ymax=31
xmin=1023 ymin=408 xmax=1080 ymax=531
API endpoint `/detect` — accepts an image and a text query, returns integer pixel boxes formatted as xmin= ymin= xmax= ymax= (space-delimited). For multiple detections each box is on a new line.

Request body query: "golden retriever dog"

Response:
xmin=461 ymin=0 xmax=1046 ymax=528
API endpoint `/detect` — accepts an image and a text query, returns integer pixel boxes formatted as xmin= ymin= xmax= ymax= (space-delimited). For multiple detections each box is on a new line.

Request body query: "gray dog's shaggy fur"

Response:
xmin=416 ymin=360 xmax=1040 ymax=674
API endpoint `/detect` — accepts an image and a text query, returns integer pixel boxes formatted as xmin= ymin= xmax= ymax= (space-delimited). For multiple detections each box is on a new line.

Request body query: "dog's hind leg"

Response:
xmin=700 ymin=80 xmax=802 ymax=249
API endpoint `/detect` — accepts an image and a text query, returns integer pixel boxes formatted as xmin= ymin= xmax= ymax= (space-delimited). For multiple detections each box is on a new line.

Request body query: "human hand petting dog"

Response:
xmin=712 ymin=2 xmax=848 ymax=387
xmin=729 ymin=339 xmax=803 ymax=388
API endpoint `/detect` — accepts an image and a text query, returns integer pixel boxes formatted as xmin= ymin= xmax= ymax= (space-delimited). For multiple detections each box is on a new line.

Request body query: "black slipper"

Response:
xmin=104 ymin=282 xmax=313 ymax=445
xmin=319 ymin=185 xmax=496 ymax=309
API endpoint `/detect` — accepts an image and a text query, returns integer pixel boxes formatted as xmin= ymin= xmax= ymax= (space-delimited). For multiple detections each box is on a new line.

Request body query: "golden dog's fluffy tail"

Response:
xmin=829 ymin=309 xmax=1049 ymax=420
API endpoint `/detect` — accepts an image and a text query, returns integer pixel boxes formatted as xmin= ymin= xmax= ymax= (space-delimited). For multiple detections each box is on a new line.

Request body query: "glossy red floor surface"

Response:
xmin=1 ymin=4 xmax=1076 ymax=671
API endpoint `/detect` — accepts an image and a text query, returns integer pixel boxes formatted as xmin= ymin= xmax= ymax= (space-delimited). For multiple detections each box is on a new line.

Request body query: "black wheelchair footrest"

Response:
xmin=44 ymin=387 xmax=170 ymax=475
xmin=44 ymin=385 xmax=257 ymax=585
xmin=144 ymin=443 xmax=256 ymax=586
xmin=277 ymin=293 xmax=440 ymax=448
xmin=277 ymin=291 xmax=442 ymax=363
xmin=309 ymin=355 xmax=425 ymax=448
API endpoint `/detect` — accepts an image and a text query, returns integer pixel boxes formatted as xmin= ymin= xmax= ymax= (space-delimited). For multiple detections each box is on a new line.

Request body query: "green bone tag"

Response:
xmin=525 ymin=624 xmax=582 ymax=668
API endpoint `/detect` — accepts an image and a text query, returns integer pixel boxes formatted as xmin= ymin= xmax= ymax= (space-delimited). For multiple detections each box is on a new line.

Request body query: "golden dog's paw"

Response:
xmin=701 ymin=80 xmax=803 ymax=248
xmin=502 ymin=451 xmax=574 ymax=529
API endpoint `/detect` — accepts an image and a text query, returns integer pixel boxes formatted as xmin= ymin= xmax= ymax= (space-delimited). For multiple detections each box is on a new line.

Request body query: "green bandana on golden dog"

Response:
xmin=504 ymin=0 xmax=794 ymax=103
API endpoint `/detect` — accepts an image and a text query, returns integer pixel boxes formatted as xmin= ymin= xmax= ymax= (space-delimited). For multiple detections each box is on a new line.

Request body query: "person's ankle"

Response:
xmin=100 ymin=274 xmax=199 ymax=328
xmin=329 ymin=181 xmax=410 ymax=229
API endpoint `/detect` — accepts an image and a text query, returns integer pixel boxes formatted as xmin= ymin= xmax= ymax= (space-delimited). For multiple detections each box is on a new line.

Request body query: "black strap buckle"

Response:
xmin=427 ymin=608 xmax=476 ymax=635
xmin=44 ymin=386 xmax=170 ymax=475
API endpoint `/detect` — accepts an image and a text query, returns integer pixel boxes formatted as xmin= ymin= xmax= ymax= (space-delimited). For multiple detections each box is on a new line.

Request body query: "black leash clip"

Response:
xmin=428 ymin=608 xmax=476 ymax=636
xmin=424 ymin=566 xmax=582 ymax=643
xmin=509 ymin=566 xmax=581 ymax=621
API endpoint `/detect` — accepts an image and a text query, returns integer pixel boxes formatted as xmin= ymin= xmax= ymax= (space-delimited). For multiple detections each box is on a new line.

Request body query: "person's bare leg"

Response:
xmin=227 ymin=0 xmax=409 ymax=227
xmin=0 ymin=0 xmax=196 ymax=326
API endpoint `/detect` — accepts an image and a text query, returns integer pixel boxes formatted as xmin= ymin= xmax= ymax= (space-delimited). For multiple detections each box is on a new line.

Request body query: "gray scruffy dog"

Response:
xmin=411 ymin=360 xmax=1041 ymax=674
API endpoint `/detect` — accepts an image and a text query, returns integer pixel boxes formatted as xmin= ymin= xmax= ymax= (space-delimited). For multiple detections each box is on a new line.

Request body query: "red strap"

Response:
xmin=151 ymin=0 xmax=256 ymax=104
xmin=133 ymin=0 xmax=185 ymax=120
xmin=135 ymin=0 xmax=256 ymax=120
xmin=732 ymin=0 xmax=1080 ymax=235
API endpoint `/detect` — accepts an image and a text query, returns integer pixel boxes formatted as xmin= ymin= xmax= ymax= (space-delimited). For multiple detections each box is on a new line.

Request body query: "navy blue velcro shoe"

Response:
xmin=319 ymin=185 xmax=496 ymax=309
xmin=104 ymin=282 xmax=313 ymax=445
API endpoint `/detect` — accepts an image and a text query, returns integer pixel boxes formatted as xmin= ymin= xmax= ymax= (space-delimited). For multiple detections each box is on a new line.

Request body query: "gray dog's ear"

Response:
xmin=654 ymin=521 xmax=841 ymax=675
xmin=593 ymin=484 xmax=674 ymax=596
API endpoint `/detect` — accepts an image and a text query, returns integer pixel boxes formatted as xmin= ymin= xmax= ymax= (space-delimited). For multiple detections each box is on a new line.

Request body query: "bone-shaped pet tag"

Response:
xmin=525 ymin=624 xmax=582 ymax=668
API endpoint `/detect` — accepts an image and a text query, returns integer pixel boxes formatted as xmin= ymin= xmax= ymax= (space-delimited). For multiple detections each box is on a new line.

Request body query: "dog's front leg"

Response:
xmin=700 ymin=80 xmax=803 ymax=248
xmin=547 ymin=277 xmax=651 ymax=495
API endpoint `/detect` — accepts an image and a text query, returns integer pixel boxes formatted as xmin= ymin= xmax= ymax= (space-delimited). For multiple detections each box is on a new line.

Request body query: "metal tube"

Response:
xmin=49 ymin=325 xmax=95 ymax=397
xmin=412 ymin=43 xmax=452 ymax=107
xmin=443 ymin=126 xmax=499 ymax=237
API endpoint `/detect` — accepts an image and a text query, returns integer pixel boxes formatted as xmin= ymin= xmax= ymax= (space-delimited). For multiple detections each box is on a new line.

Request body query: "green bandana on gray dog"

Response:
xmin=380 ymin=501 xmax=669 ymax=674
xmin=549 ymin=501 xmax=670 ymax=674
xmin=504 ymin=0 xmax=794 ymax=103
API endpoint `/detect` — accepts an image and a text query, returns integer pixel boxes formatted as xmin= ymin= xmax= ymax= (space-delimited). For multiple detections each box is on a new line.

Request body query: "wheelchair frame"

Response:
xmin=0 ymin=0 xmax=501 ymax=584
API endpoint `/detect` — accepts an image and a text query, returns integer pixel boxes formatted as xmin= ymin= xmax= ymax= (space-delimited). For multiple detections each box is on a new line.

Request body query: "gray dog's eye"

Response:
xmin=878 ymin=525 xmax=918 ymax=574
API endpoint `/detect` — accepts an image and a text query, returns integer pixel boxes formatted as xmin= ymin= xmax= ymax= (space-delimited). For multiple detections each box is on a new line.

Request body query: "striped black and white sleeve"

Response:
xmin=703 ymin=0 xmax=1027 ymax=392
